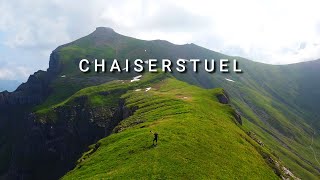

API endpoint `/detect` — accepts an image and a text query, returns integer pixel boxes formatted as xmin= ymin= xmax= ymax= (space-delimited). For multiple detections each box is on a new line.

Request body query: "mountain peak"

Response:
xmin=95 ymin=26 xmax=115 ymax=32
xmin=92 ymin=27 xmax=117 ymax=36
xmin=84 ymin=26 xmax=123 ymax=45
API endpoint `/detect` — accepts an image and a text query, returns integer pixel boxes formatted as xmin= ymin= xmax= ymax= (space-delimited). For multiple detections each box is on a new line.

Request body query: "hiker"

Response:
xmin=150 ymin=131 xmax=158 ymax=145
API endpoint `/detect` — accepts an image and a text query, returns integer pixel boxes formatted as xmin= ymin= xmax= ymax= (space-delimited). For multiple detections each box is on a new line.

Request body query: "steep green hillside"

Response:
xmin=3 ymin=27 xmax=319 ymax=179
xmin=37 ymin=27 xmax=319 ymax=179
xmin=58 ymin=73 xmax=281 ymax=179
xmin=197 ymin=59 xmax=320 ymax=179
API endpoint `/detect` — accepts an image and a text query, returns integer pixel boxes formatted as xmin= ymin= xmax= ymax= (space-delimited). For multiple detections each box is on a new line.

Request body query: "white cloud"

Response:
xmin=0 ymin=68 xmax=14 ymax=80
xmin=1 ymin=0 xmax=320 ymax=81
xmin=0 ymin=66 xmax=32 ymax=81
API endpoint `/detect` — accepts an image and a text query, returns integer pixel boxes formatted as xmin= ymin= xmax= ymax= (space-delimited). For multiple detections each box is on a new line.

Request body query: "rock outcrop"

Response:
xmin=217 ymin=92 xmax=229 ymax=104
xmin=0 ymin=51 xmax=61 ymax=106
xmin=216 ymin=90 xmax=242 ymax=125
xmin=233 ymin=110 xmax=242 ymax=125
xmin=6 ymin=96 xmax=136 ymax=180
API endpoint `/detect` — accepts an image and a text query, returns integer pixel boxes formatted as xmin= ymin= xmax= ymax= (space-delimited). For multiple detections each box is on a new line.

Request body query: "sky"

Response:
xmin=1 ymin=0 xmax=320 ymax=82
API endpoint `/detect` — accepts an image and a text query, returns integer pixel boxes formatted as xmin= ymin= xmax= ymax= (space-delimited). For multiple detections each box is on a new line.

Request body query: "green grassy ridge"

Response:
xmin=220 ymin=81 xmax=317 ymax=170
xmin=222 ymin=83 xmax=320 ymax=179
xmin=242 ymin=118 xmax=319 ymax=179
xmin=219 ymin=81 xmax=320 ymax=179
xmin=37 ymin=32 xmax=147 ymax=110
xmin=58 ymin=44 xmax=116 ymax=75
xmin=61 ymin=75 xmax=281 ymax=179
xmin=34 ymin=72 xmax=170 ymax=121
xmin=188 ymin=60 xmax=320 ymax=179
xmin=31 ymin=28 xmax=320 ymax=178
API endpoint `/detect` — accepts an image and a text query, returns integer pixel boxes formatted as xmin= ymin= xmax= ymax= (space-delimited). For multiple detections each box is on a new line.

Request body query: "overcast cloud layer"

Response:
xmin=1 ymin=0 xmax=320 ymax=81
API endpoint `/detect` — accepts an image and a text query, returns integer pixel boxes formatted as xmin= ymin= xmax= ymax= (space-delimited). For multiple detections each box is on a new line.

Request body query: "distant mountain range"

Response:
xmin=0 ymin=80 xmax=21 ymax=92
xmin=0 ymin=27 xmax=319 ymax=179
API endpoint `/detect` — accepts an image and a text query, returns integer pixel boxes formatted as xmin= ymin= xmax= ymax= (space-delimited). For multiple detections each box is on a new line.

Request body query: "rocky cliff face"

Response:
xmin=5 ymin=96 xmax=136 ymax=180
xmin=216 ymin=90 xmax=242 ymax=125
xmin=0 ymin=36 xmax=136 ymax=179
xmin=0 ymin=50 xmax=61 ymax=107
xmin=0 ymin=51 xmax=62 ymax=178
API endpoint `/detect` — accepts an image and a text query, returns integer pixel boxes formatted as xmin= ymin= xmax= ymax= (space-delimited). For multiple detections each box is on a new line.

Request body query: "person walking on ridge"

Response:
xmin=150 ymin=131 xmax=158 ymax=145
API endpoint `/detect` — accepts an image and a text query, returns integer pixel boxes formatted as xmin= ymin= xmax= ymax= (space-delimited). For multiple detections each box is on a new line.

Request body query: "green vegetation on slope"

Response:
xmin=61 ymin=73 xmax=280 ymax=179
xmin=204 ymin=61 xmax=320 ymax=179
xmin=30 ymin=28 xmax=320 ymax=178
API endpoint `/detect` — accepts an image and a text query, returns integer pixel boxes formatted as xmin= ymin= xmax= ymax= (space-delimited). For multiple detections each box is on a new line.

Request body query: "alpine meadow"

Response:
xmin=0 ymin=27 xmax=319 ymax=180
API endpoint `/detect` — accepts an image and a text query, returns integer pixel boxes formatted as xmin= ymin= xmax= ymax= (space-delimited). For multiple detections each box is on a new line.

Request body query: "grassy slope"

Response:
xmin=61 ymin=73 xmax=279 ymax=179
xmin=35 ymin=30 xmax=143 ymax=110
xmin=31 ymin=28 xmax=320 ymax=178
xmin=206 ymin=60 xmax=320 ymax=179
